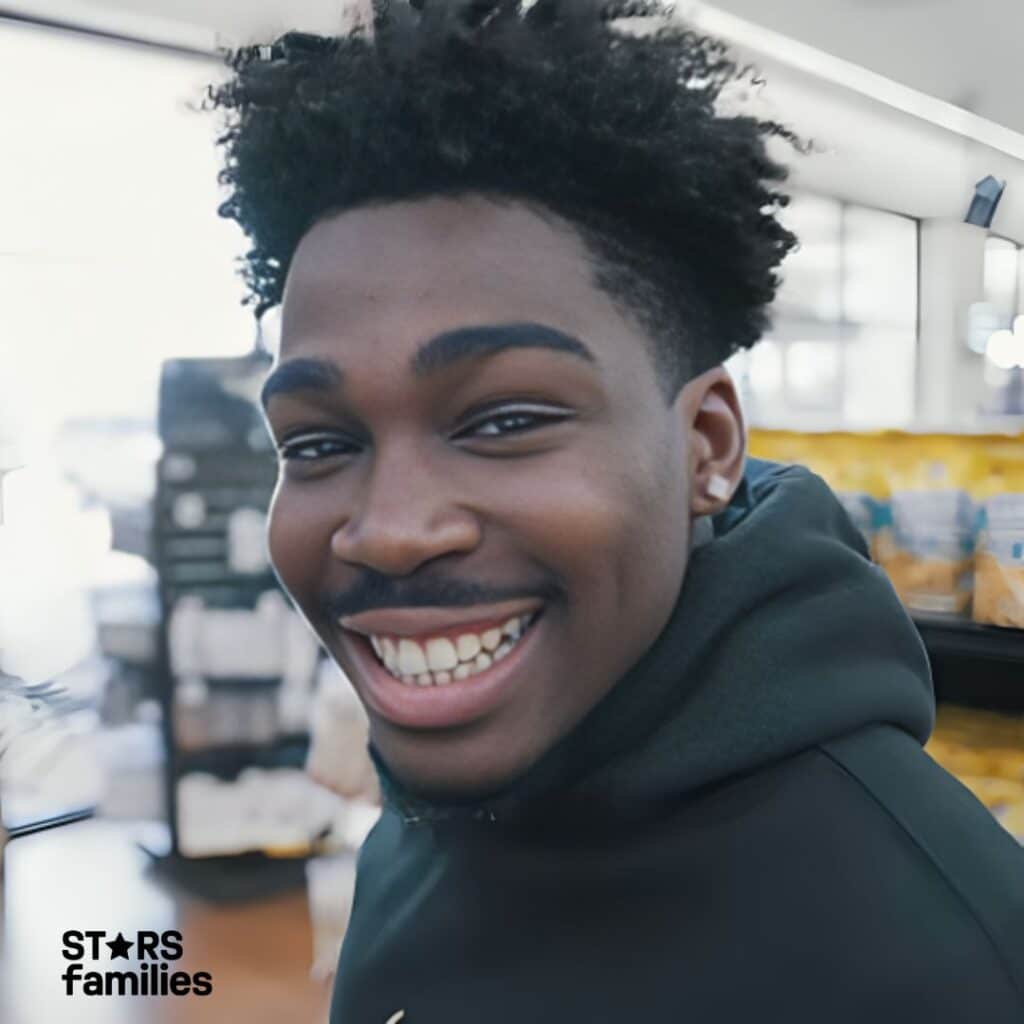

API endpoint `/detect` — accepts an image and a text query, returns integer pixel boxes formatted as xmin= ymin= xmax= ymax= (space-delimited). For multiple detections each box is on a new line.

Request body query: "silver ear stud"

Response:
xmin=706 ymin=473 xmax=731 ymax=501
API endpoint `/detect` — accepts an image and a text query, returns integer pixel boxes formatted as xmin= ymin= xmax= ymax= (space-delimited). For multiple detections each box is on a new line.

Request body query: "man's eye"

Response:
xmin=462 ymin=407 xmax=570 ymax=439
xmin=277 ymin=433 xmax=358 ymax=462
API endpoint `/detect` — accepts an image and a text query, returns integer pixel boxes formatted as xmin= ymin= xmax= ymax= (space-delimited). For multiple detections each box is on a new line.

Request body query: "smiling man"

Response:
xmin=262 ymin=195 xmax=738 ymax=800
xmin=210 ymin=2 xmax=1024 ymax=1020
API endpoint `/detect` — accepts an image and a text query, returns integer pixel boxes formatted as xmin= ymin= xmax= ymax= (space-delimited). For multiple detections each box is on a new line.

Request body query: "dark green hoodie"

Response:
xmin=331 ymin=460 xmax=1024 ymax=1022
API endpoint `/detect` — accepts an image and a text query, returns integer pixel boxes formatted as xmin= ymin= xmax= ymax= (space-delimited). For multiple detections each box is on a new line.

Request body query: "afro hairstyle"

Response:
xmin=208 ymin=0 xmax=801 ymax=400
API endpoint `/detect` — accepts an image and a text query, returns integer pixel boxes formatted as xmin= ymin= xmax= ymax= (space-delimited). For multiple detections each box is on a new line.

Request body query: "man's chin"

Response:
xmin=372 ymin=731 xmax=536 ymax=807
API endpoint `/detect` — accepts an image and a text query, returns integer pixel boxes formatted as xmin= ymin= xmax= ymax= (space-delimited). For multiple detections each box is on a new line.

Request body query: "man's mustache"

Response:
xmin=321 ymin=569 xmax=562 ymax=621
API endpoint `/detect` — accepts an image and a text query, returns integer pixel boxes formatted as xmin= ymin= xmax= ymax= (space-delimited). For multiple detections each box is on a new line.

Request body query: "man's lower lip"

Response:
xmin=344 ymin=613 xmax=544 ymax=730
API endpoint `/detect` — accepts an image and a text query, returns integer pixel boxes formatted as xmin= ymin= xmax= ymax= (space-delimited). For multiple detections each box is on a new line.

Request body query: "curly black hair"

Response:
xmin=208 ymin=0 xmax=801 ymax=400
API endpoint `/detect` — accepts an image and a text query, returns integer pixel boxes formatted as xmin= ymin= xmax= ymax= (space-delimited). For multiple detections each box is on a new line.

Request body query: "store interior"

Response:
xmin=1 ymin=1 xmax=1023 ymax=1021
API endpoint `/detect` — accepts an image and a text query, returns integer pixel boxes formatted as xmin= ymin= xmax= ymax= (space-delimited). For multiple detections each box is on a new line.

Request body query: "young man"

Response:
xmin=210 ymin=1 xmax=1024 ymax=1019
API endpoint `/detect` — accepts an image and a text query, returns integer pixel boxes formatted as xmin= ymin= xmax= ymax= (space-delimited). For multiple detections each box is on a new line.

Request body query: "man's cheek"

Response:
xmin=267 ymin=500 xmax=321 ymax=598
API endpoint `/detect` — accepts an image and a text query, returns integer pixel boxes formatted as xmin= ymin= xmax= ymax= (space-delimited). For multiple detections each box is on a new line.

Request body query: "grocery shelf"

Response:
xmin=153 ymin=352 xmax=316 ymax=877
xmin=913 ymin=615 xmax=1024 ymax=664
xmin=174 ymin=734 xmax=310 ymax=779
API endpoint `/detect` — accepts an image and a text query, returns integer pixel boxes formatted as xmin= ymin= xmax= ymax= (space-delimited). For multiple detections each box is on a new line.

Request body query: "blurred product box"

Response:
xmin=975 ymin=494 xmax=1024 ymax=629
xmin=748 ymin=428 xmax=1024 ymax=629
xmin=887 ymin=489 xmax=977 ymax=616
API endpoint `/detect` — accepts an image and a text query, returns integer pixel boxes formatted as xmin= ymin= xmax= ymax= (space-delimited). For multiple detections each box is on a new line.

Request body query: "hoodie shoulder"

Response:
xmin=822 ymin=724 xmax=1024 ymax=1007
xmin=744 ymin=456 xmax=785 ymax=488
xmin=714 ymin=457 xmax=867 ymax=557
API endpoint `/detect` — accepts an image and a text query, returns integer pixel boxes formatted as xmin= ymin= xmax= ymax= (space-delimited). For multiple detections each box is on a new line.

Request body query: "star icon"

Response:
xmin=106 ymin=932 xmax=133 ymax=960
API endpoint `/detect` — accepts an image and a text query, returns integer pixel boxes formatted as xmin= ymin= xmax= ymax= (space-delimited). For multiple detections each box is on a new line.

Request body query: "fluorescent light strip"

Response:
xmin=679 ymin=1 xmax=1024 ymax=162
xmin=0 ymin=0 xmax=219 ymax=54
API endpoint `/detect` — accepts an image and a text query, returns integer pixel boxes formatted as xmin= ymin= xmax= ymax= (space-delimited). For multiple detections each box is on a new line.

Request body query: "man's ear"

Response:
xmin=676 ymin=365 xmax=747 ymax=517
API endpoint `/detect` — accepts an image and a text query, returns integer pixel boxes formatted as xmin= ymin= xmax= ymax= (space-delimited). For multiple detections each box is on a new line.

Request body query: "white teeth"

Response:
xmin=456 ymin=633 xmax=482 ymax=661
xmin=368 ymin=609 xmax=541 ymax=686
xmin=398 ymin=639 xmax=428 ymax=675
xmin=502 ymin=616 xmax=523 ymax=640
xmin=425 ymin=637 xmax=459 ymax=672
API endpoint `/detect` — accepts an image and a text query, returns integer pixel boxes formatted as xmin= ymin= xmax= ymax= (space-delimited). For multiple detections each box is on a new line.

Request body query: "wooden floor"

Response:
xmin=0 ymin=819 xmax=333 ymax=1024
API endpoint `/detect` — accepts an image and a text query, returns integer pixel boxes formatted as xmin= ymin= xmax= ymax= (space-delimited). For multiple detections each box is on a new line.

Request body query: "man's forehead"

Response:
xmin=293 ymin=194 xmax=580 ymax=262
xmin=279 ymin=196 xmax=617 ymax=350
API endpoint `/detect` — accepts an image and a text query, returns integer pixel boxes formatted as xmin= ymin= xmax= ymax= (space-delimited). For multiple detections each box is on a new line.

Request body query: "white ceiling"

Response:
xmin=696 ymin=0 xmax=1024 ymax=137
xmin=7 ymin=0 xmax=1024 ymax=138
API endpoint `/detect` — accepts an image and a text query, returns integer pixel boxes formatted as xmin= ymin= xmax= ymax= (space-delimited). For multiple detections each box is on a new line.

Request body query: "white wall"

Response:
xmin=717 ymin=46 xmax=1024 ymax=427
xmin=724 ymin=49 xmax=1024 ymax=244
xmin=916 ymin=222 xmax=987 ymax=426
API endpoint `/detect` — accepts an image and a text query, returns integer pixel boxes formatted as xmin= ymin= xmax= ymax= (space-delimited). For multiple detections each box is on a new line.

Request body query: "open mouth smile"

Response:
xmin=338 ymin=605 xmax=546 ymax=730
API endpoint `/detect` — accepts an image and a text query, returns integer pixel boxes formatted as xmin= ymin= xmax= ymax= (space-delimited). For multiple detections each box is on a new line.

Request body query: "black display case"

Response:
xmin=147 ymin=353 xmax=311 ymax=898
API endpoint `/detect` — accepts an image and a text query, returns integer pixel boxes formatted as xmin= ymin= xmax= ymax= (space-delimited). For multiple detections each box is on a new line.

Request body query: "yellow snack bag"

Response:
xmin=970 ymin=438 xmax=1024 ymax=628
xmin=973 ymin=487 xmax=1024 ymax=629
xmin=878 ymin=434 xmax=979 ymax=617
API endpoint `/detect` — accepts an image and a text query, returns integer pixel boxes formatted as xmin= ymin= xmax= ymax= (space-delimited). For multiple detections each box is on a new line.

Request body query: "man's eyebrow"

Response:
xmin=260 ymin=321 xmax=597 ymax=410
xmin=260 ymin=358 xmax=343 ymax=411
xmin=410 ymin=322 xmax=598 ymax=377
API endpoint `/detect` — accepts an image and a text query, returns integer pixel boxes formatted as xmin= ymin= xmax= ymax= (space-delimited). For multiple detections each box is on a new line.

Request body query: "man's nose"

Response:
xmin=329 ymin=446 xmax=481 ymax=576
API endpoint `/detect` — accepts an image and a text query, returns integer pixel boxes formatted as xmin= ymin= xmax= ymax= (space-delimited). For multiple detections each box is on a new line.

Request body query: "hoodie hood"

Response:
xmin=370 ymin=459 xmax=935 ymax=827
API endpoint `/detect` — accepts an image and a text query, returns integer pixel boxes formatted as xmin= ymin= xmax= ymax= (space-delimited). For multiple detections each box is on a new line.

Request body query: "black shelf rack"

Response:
xmin=147 ymin=353 xmax=312 ymax=898
xmin=175 ymin=732 xmax=310 ymax=779
xmin=913 ymin=616 xmax=1024 ymax=713
xmin=914 ymin=615 xmax=1024 ymax=663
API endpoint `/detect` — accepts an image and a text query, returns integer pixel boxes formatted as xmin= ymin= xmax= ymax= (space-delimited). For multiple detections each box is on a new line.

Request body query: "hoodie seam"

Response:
xmin=816 ymin=742 xmax=1024 ymax=1008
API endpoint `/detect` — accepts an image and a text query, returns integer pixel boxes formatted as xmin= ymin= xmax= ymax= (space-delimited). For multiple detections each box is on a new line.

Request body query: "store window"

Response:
xmin=0 ymin=23 xmax=250 ymax=445
xmin=0 ymin=23 xmax=249 ymax=735
xmin=984 ymin=237 xmax=1021 ymax=325
xmin=729 ymin=194 xmax=919 ymax=428
xmin=0 ymin=29 xmax=251 ymax=490
xmin=979 ymin=236 xmax=1024 ymax=415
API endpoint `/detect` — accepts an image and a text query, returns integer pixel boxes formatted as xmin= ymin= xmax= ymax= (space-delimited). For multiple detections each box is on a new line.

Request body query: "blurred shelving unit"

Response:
xmin=146 ymin=352 xmax=319 ymax=900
